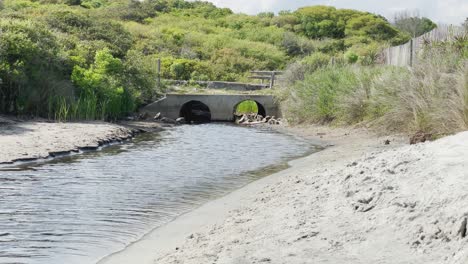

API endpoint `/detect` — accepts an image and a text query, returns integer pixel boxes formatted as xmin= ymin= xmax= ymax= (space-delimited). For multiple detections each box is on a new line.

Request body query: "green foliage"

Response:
xmin=71 ymin=49 xmax=134 ymax=120
xmin=301 ymin=53 xmax=331 ymax=71
xmin=394 ymin=15 xmax=437 ymax=38
xmin=344 ymin=51 xmax=358 ymax=64
xmin=283 ymin=66 xmax=359 ymax=122
xmin=0 ymin=0 xmax=412 ymax=121
xmin=0 ymin=18 xmax=67 ymax=115
xmin=292 ymin=6 xmax=409 ymax=46
xmin=235 ymin=100 xmax=259 ymax=115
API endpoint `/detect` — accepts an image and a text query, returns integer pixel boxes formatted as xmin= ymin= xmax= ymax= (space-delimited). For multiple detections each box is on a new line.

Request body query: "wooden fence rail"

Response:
xmin=249 ymin=71 xmax=283 ymax=89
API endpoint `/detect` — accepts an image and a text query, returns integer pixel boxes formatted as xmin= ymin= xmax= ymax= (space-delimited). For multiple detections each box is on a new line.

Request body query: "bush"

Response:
xmin=71 ymin=49 xmax=135 ymax=120
xmin=344 ymin=51 xmax=358 ymax=63
xmin=281 ymin=66 xmax=358 ymax=123
xmin=0 ymin=18 xmax=68 ymax=115
xmin=282 ymin=52 xmax=330 ymax=85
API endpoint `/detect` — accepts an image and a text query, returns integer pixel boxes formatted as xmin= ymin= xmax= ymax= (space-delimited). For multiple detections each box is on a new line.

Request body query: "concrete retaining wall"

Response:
xmin=207 ymin=82 xmax=268 ymax=91
xmin=165 ymin=80 xmax=268 ymax=91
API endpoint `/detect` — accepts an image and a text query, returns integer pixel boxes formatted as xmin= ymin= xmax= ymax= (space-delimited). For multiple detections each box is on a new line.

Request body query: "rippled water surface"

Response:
xmin=0 ymin=124 xmax=313 ymax=264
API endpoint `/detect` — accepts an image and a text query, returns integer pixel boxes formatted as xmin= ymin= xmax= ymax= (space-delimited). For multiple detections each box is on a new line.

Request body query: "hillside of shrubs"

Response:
xmin=0 ymin=0 xmax=412 ymax=120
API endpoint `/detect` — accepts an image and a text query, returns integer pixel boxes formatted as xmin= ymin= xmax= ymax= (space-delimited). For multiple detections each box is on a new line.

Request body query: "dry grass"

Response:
xmin=280 ymin=42 xmax=468 ymax=135
xmin=370 ymin=46 xmax=468 ymax=134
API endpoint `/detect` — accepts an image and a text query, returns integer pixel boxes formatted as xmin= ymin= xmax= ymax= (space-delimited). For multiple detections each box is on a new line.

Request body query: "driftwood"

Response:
xmin=235 ymin=113 xmax=282 ymax=126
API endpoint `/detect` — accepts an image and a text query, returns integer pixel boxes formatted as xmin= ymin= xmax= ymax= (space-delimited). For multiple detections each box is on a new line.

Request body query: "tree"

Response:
xmin=258 ymin=12 xmax=274 ymax=19
xmin=394 ymin=11 xmax=437 ymax=38
xmin=0 ymin=19 xmax=65 ymax=114
xmin=295 ymin=6 xmax=345 ymax=39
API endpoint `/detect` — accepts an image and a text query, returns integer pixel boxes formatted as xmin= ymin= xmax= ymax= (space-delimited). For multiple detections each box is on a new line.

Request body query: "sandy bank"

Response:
xmin=0 ymin=116 xmax=161 ymax=164
xmin=99 ymin=125 xmax=468 ymax=264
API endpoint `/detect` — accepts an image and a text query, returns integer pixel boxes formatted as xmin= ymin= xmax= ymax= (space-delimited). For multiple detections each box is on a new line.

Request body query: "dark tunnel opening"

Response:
xmin=179 ymin=100 xmax=211 ymax=123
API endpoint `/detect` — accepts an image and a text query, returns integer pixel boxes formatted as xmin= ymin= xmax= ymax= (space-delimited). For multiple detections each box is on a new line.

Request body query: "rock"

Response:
xmin=154 ymin=112 xmax=162 ymax=120
xmin=160 ymin=117 xmax=177 ymax=124
xmin=176 ymin=117 xmax=186 ymax=124
xmin=138 ymin=112 xmax=150 ymax=120
xmin=410 ymin=131 xmax=432 ymax=145
xmin=237 ymin=114 xmax=248 ymax=124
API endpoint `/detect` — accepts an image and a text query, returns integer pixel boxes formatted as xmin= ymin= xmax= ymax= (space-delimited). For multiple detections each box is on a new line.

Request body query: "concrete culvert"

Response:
xmin=179 ymin=101 xmax=211 ymax=123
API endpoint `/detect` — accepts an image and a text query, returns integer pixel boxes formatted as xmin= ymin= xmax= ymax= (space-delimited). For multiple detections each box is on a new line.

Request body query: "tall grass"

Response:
xmin=370 ymin=44 xmax=468 ymax=134
xmin=280 ymin=40 xmax=468 ymax=135
xmin=47 ymin=91 xmax=135 ymax=122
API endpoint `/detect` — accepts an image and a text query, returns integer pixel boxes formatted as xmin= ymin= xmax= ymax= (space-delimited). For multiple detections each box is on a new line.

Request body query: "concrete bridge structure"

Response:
xmin=140 ymin=94 xmax=280 ymax=122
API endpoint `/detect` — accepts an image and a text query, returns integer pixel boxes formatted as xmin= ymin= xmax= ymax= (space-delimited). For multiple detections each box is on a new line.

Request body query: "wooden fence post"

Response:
xmin=409 ymin=39 xmax=414 ymax=67
xmin=270 ymin=72 xmax=275 ymax=89
xmin=157 ymin=58 xmax=161 ymax=88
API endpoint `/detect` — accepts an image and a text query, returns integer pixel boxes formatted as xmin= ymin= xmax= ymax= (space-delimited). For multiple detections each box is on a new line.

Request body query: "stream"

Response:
xmin=0 ymin=123 xmax=314 ymax=264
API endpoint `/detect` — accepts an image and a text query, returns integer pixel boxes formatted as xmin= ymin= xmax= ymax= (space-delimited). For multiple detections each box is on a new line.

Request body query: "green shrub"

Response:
xmin=71 ymin=49 xmax=135 ymax=120
xmin=344 ymin=51 xmax=358 ymax=64
xmin=281 ymin=66 xmax=358 ymax=123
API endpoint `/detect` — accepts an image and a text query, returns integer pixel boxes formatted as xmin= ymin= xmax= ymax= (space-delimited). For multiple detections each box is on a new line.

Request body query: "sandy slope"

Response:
xmin=0 ymin=119 xmax=134 ymax=164
xmin=100 ymin=126 xmax=468 ymax=264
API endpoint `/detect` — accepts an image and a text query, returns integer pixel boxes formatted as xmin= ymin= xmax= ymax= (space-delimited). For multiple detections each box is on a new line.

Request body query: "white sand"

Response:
xmin=99 ymin=126 xmax=468 ymax=264
xmin=0 ymin=120 xmax=133 ymax=164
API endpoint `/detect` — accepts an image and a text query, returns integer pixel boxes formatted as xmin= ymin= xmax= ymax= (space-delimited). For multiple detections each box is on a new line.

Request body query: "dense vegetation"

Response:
xmin=0 ymin=0 xmax=411 ymax=120
xmin=279 ymin=36 xmax=468 ymax=135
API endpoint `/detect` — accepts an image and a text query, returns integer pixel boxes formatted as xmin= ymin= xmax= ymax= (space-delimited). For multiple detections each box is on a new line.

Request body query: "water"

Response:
xmin=0 ymin=124 xmax=313 ymax=264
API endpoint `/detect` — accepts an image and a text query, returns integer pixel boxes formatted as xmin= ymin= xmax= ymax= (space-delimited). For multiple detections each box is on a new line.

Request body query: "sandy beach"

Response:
xmin=0 ymin=116 xmax=161 ymax=164
xmin=99 ymin=125 xmax=468 ymax=264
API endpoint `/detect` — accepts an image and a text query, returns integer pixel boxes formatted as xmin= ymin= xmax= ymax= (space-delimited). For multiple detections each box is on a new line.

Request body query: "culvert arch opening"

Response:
xmin=234 ymin=100 xmax=266 ymax=121
xmin=179 ymin=100 xmax=211 ymax=123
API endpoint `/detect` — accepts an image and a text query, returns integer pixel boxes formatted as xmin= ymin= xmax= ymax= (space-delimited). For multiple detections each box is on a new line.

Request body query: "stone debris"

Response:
xmin=235 ymin=113 xmax=282 ymax=126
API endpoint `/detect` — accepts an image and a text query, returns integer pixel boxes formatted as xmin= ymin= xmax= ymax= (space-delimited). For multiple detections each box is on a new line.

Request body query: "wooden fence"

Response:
xmin=249 ymin=71 xmax=283 ymax=89
xmin=383 ymin=25 xmax=466 ymax=67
